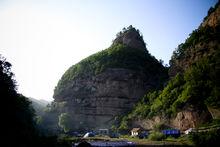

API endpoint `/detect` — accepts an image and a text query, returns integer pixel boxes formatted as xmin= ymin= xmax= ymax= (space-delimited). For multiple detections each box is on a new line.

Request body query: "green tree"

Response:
xmin=0 ymin=54 xmax=38 ymax=146
xmin=58 ymin=113 xmax=72 ymax=133
xmin=118 ymin=116 xmax=129 ymax=133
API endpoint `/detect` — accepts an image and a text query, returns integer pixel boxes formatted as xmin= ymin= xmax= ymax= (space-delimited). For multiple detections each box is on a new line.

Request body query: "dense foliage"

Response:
xmin=58 ymin=113 xmax=73 ymax=133
xmin=0 ymin=55 xmax=70 ymax=147
xmin=170 ymin=25 xmax=219 ymax=65
xmin=189 ymin=130 xmax=220 ymax=147
xmin=119 ymin=3 xmax=220 ymax=129
xmin=170 ymin=1 xmax=220 ymax=65
xmin=54 ymin=43 xmax=168 ymax=98
xmin=119 ymin=49 xmax=220 ymax=130
xmin=36 ymin=101 xmax=66 ymax=135
xmin=0 ymin=55 xmax=38 ymax=146
xmin=148 ymin=131 xmax=166 ymax=141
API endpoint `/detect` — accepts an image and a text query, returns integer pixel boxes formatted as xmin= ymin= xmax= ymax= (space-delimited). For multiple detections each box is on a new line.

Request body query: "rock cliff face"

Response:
xmin=202 ymin=3 xmax=220 ymax=28
xmin=171 ymin=108 xmax=211 ymax=130
xmin=61 ymin=68 xmax=154 ymax=130
xmin=53 ymin=26 xmax=168 ymax=131
xmin=112 ymin=26 xmax=146 ymax=51
xmin=131 ymin=105 xmax=212 ymax=131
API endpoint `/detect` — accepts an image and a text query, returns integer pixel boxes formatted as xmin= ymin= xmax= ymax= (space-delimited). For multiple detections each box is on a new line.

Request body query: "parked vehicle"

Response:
xmin=67 ymin=131 xmax=80 ymax=137
xmin=184 ymin=128 xmax=196 ymax=134
xmin=109 ymin=132 xmax=119 ymax=138
xmin=83 ymin=132 xmax=95 ymax=138
xmin=138 ymin=131 xmax=148 ymax=139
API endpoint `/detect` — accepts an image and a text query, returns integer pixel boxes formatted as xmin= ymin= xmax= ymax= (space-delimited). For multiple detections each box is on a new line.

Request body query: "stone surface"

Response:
xmin=207 ymin=107 xmax=220 ymax=119
xmin=131 ymin=105 xmax=212 ymax=131
xmin=55 ymin=68 xmax=158 ymax=130
xmin=131 ymin=116 xmax=166 ymax=130
xmin=171 ymin=105 xmax=212 ymax=131
xmin=53 ymin=26 xmax=168 ymax=131
xmin=202 ymin=4 xmax=220 ymax=28
xmin=112 ymin=28 xmax=146 ymax=51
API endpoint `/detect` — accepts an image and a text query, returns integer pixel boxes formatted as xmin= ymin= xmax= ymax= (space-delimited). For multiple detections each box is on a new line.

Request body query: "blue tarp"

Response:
xmin=162 ymin=129 xmax=180 ymax=135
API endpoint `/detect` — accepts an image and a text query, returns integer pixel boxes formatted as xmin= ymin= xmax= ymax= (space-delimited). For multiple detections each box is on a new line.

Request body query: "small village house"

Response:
xmin=184 ymin=128 xmax=196 ymax=134
xmin=131 ymin=128 xmax=141 ymax=137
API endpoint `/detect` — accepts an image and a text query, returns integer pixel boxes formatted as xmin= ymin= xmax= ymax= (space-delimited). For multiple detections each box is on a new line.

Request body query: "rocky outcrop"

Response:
xmin=112 ymin=26 xmax=146 ymax=51
xmin=202 ymin=3 xmax=220 ymax=28
xmin=131 ymin=105 xmax=212 ymax=131
xmin=53 ymin=26 xmax=168 ymax=131
xmin=131 ymin=116 xmax=166 ymax=130
xmin=171 ymin=105 xmax=212 ymax=131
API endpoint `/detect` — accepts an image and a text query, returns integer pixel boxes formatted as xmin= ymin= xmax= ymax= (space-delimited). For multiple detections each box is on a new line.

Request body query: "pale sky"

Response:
xmin=0 ymin=0 xmax=217 ymax=101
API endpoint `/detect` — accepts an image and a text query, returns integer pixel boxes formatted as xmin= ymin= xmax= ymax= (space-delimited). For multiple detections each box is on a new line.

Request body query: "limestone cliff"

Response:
xmin=53 ymin=26 xmax=168 ymax=131
xmin=131 ymin=105 xmax=211 ymax=131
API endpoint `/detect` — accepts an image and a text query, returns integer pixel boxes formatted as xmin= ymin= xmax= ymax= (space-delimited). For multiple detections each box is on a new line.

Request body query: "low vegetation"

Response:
xmin=148 ymin=131 xmax=166 ymax=141
xmin=189 ymin=130 xmax=220 ymax=146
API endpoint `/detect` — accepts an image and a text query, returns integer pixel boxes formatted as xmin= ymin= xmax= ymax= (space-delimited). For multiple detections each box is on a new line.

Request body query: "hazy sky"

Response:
xmin=0 ymin=0 xmax=217 ymax=101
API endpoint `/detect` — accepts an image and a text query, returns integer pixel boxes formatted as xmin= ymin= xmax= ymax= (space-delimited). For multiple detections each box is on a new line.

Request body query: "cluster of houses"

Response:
xmin=130 ymin=127 xmax=181 ymax=139
xmin=130 ymin=127 xmax=197 ymax=139
xmin=69 ymin=127 xmax=195 ymax=139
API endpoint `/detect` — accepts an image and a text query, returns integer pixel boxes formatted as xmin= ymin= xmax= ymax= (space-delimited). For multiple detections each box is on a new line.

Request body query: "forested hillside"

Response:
xmin=119 ymin=2 xmax=220 ymax=132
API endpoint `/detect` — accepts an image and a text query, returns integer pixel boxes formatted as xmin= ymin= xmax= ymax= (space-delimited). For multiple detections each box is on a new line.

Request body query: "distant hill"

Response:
xmin=29 ymin=97 xmax=49 ymax=115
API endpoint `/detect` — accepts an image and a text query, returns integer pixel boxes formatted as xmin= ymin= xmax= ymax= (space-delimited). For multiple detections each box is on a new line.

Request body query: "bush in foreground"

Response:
xmin=148 ymin=131 xmax=165 ymax=141
xmin=189 ymin=130 xmax=220 ymax=147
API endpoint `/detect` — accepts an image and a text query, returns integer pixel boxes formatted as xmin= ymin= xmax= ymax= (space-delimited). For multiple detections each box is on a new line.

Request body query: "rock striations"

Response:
xmin=53 ymin=26 xmax=168 ymax=131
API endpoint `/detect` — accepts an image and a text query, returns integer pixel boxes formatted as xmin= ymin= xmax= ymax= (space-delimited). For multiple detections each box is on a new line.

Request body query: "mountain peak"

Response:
xmin=112 ymin=25 xmax=147 ymax=51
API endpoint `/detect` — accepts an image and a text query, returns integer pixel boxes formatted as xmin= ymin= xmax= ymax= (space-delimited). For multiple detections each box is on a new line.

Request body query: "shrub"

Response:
xmin=153 ymin=123 xmax=167 ymax=131
xmin=148 ymin=131 xmax=165 ymax=141
xmin=189 ymin=130 xmax=220 ymax=146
